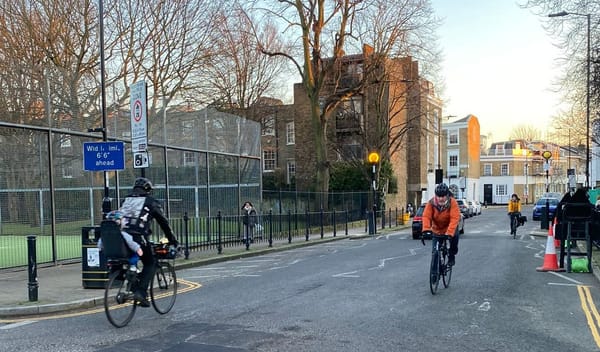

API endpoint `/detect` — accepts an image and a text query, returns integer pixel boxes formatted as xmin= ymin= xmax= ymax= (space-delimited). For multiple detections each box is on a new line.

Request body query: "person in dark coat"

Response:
xmin=241 ymin=201 xmax=257 ymax=243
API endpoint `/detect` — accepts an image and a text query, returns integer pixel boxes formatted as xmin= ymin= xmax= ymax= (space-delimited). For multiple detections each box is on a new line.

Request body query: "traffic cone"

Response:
xmin=536 ymin=229 xmax=565 ymax=272
xmin=552 ymin=218 xmax=561 ymax=248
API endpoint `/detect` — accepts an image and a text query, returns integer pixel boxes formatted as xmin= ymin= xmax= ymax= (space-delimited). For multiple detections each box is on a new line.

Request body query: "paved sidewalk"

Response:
xmin=0 ymin=225 xmax=378 ymax=318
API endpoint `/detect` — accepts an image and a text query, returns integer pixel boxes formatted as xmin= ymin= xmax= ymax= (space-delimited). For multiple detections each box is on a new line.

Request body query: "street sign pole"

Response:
xmin=130 ymin=81 xmax=148 ymax=177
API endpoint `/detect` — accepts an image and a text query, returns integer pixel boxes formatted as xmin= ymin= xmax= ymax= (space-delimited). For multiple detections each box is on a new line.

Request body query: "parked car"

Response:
xmin=467 ymin=200 xmax=480 ymax=216
xmin=412 ymin=204 xmax=465 ymax=240
xmin=532 ymin=197 xmax=560 ymax=220
xmin=456 ymin=199 xmax=472 ymax=218
xmin=473 ymin=200 xmax=482 ymax=215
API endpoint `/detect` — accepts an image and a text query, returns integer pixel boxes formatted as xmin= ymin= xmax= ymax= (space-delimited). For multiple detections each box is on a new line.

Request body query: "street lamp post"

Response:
xmin=368 ymin=152 xmax=380 ymax=235
xmin=548 ymin=11 xmax=591 ymax=189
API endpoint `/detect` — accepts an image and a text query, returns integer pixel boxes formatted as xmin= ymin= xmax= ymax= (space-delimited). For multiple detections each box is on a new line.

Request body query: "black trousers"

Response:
xmin=432 ymin=228 xmax=459 ymax=256
xmin=136 ymin=242 xmax=155 ymax=297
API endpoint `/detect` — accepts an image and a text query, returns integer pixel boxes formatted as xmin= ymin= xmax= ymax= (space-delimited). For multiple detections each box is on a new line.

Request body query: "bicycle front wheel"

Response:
xmin=442 ymin=250 xmax=452 ymax=288
xmin=429 ymin=250 xmax=440 ymax=294
xmin=150 ymin=262 xmax=177 ymax=314
xmin=104 ymin=270 xmax=137 ymax=328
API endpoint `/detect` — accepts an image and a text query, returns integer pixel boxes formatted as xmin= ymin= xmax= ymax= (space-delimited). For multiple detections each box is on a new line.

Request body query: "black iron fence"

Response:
xmin=1 ymin=206 xmax=406 ymax=270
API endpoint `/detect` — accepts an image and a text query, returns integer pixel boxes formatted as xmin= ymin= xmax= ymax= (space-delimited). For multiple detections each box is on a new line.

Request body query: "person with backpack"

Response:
xmin=421 ymin=183 xmax=461 ymax=266
xmin=119 ymin=177 xmax=178 ymax=307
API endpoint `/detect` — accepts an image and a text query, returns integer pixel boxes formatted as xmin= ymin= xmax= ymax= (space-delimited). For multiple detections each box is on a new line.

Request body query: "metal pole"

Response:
xmin=586 ymin=14 xmax=590 ymax=189
xmin=99 ymin=0 xmax=111 ymax=217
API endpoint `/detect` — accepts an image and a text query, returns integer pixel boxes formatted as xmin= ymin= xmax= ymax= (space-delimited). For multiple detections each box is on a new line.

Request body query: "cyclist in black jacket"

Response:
xmin=120 ymin=177 xmax=178 ymax=307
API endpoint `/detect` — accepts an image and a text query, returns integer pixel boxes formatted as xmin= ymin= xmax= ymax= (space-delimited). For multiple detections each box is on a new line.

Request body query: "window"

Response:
xmin=60 ymin=135 xmax=71 ymax=148
xmin=495 ymin=144 xmax=505 ymax=155
xmin=483 ymin=164 xmax=492 ymax=176
xmin=263 ymin=150 xmax=276 ymax=171
xmin=496 ymin=184 xmax=507 ymax=196
xmin=448 ymin=129 xmax=458 ymax=145
xmin=500 ymin=163 xmax=509 ymax=176
xmin=449 ymin=155 xmax=458 ymax=167
xmin=287 ymin=160 xmax=296 ymax=184
xmin=182 ymin=120 xmax=193 ymax=137
xmin=286 ymin=122 xmax=295 ymax=145
xmin=262 ymin=115 xmax=275 ymax=136
xmin=62 ymin=164 xmax=73 ymax=178
xmin=183 ymin=152 xmax=196 ymax=166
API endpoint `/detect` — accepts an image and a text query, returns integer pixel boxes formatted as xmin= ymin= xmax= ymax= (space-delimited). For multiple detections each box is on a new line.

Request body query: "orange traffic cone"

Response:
xmin=553 ymin=219 xmax=561 ymax=248
xmin=537 ymin=229 xmax=565 ymax=272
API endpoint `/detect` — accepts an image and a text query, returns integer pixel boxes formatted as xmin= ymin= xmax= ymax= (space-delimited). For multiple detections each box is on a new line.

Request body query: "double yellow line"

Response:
xmin=578 ymin=285 xmax=600 ymax=348
xmin=0 ymin=278 xmax=201 ymax=324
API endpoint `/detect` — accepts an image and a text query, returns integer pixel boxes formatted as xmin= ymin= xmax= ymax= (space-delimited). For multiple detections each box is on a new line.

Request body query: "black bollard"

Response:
xmin=27 ymin=235 xmax=38 ymax=302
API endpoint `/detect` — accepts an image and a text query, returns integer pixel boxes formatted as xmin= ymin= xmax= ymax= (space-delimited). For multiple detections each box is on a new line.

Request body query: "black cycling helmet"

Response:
xmin=435 ymin=183 xmax=449 ymax=197
xmin=133 ymin=177 xmax=153 ymax=193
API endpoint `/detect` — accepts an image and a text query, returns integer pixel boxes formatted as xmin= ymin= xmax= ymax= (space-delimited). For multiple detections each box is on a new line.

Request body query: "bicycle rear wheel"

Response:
xmin=429 ymin=250 xmax=440 ymax=294
xmin=150 ymin=262 xmax=177 ymax=314
xmin=442 ymin=249 xmax=452 ymax=288
xmin=104 ymin=269 xmax=137 ymax=328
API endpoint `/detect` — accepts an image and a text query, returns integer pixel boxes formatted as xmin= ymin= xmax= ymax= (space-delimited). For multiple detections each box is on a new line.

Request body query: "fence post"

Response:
xmin=333 ymin=209 xmax=337 ymax=237
xmin=217 ymin=211 xmax=223 ymax=254
xmin=320 ymin=208 xmax=324 ymax=239
xmin=268 ymin=209 xmax=273 ymax=247
xmin=288 ymin=210 xmax=292 ymax=244
xmin=395 ymin=207 xmax=398 ymax=226
xmin=388 ymin=208 xmax=392 ymax=228
xmin=27 ymin=235 xmax=38 ymax=302
xmin=183 ymin=212 xmax=190 ymax=259
xmin=345 ymin=209 xmax=349 ymax=236
xmin=365 ymin=209 xmax=368 ymax=233
xmin=305 ymin=209 xmax=310 ymax=241
xmin=382 ymin=207 xmax=386 ymax=229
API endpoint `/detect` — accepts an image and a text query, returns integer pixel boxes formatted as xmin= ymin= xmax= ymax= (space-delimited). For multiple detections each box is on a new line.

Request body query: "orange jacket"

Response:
xmin=422 ymin=197 xmax=461 ymax=237
xmin=507 ymin=200 xmax=521 ymax=213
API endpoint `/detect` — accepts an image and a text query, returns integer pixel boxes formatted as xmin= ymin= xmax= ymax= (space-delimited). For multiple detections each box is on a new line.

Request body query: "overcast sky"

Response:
xmin=431 ymin=0 xmax=566 ymax=142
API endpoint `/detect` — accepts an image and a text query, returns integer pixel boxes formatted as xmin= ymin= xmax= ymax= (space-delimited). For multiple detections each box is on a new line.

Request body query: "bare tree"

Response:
xmin=521 ymin=0 xmax=599 ymax=146
xmin=509 ymin=124 xmax=542 ymax=141
xmin=197 ymin=5 xmax=290 ymax=109
xmin=248 ymin=0 xmax=440 ymax=194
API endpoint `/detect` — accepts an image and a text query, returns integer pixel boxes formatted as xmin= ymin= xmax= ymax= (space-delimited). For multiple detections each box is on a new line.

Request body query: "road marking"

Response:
xmin=478 ymin=301 xmax=491 ymax=312
xmin=549 ymin=272 xmax=583 ymax=285
xmin=0 ymin=320 xmax=36 ymax=330
xmin=332 ymin=271 xmax=360 ymax=278
xmin=0 ymin=279 xmax=201 ymax=324
xmin=577 ymin=285 xmax=600 ymax=348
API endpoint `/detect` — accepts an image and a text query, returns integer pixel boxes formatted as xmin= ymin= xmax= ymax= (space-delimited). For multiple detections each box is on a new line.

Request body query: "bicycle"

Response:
xmin=509 ymin=212 xmax=520 ymax=239
xmin=422 ymin=232 xmax=452 ymax=295
xmin=104 ymin=242 xmax=179 ymax=328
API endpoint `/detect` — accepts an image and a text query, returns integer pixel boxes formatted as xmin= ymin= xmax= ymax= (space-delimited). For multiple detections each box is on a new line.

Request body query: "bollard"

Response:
xmin=183 ymin=212 xmax=190 ymax=260
xmin=27 ymin=235 xmax=38 ymax=302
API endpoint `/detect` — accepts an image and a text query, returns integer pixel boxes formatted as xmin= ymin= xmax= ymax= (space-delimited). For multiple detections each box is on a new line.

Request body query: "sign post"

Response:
xmin=541 ymin=150 xmax=553 ymax=230
xmin=368 ymin=152 xmax=380 ymax=235
xmin=130 ymin=81 xmax=149 ymax=175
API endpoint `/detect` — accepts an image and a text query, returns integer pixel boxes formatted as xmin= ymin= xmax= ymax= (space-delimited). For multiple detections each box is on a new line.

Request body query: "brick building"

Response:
xmin=245 ymin=52 xmax=443 ymax=211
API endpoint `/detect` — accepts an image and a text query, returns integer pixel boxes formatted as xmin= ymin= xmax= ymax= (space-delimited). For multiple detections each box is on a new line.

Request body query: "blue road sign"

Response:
xmin=83 ymin=141 xmax=125 ymax=171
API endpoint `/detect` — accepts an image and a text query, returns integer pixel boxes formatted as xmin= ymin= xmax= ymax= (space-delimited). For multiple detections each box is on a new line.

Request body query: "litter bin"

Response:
xmin=82 ymin=225 xmax=107 ymax=289
xmin=402 ymin=212 xmax=410 ymax=225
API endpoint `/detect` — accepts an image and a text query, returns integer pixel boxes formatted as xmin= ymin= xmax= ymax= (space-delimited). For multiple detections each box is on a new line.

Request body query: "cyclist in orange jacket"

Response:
xmin=422 ymin=183 xmax=461 ymax=266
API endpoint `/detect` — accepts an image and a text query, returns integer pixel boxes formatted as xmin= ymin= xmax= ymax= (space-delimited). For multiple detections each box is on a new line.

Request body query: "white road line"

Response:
xmin=332 ymin=271 xmax=360 ymax=278
xmin=0 ymin=321 xmax=36 ymax=330
xmin=548 ymin=282 xmax=581 ymax=287
xmin=549 ymin=271 xmax=584 ymax=285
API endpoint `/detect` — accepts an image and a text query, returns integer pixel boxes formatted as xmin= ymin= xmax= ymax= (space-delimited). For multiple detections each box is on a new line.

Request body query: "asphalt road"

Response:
xmin=2 ymin=206 xmax=600 ymax=351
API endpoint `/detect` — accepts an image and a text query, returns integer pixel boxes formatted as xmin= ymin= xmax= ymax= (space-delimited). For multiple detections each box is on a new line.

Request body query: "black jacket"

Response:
xmin=120 ymin=187 xmax=177 ymax=244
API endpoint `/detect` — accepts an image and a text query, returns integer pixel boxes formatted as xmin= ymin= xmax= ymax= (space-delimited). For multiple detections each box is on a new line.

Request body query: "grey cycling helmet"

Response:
xmin=435 ymin=183 xmax=449 ymax=197
xmin=133 ymin=177 xmax=153 ymax=193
